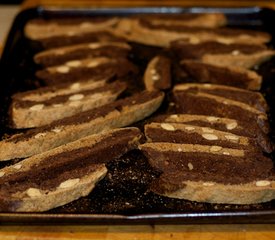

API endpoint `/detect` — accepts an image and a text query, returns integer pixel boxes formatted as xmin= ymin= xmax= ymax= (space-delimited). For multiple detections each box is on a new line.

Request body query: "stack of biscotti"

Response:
xmin=139 ymin=83 xmax=275 ymax=204
xmin=2 ymin=91 xmax=164 ymax=160
xmin=0 ymin=127 xmax=142 ymax=212
xmin=170 ymin=40 xmax=275 ymax=90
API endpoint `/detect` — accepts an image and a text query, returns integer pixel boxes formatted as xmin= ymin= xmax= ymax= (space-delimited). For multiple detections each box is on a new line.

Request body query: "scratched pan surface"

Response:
xmin=0 ymin=6 xmax=275 ymax=225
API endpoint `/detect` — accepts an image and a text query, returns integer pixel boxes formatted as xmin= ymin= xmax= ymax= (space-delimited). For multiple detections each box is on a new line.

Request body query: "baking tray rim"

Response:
xmin=0 ymin=5 xmax=275 ymax=225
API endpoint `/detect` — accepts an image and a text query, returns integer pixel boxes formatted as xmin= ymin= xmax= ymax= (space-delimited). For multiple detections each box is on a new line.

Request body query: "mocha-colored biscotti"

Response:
xmin=153 ymin=114 xmax=273 ymax=153
xmin=143 ymin=55 xmax=171 ymax=91
xmin=0 ymin=90 xmax=164 ymax=161
xmin=24 ymin=17 xmax=120 ymax=40
xmin=117 ymin=18 xmax=271 ymax=47
xmin=140 ymin=142 xmax=275 ymax=204
xmin=135 ymin=13 xmax=227 ymax=28
xmin=36 ymin=57 xmax=138 ymax=86
xmin=0 ymin=127 xmax=142 ymax=212
xmin=144 ymin=122 xmax=271 ymax=153
xmin=10 ymin=81 xmax=127 ymax=128
xmin=173 ymin=83 xmax=268 ymax=112
xmin=172 ymin=84 xmax=269 ymax=134
xmin=181 ymin=60 xmax=262 ymax=90
xmin=170 ymin=40 xmax=275 ymax=69
xmin=37 ymin=31 xmax=126 ymax=49
xmin=34 ymin=42 xmax=131 ymax=67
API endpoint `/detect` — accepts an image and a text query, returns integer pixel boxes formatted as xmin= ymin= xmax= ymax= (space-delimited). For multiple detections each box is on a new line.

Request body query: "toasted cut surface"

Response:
xmin=143 ymin=55 xmax=171 ymax=91
xmin=170 ymin=40 xmax=275 ymax=68
xmin=136 ymin=13 xmax=227 ymax=28
xmin=36 ymin=57 xmax=138 ymax=86
xmin=38 ymin=31 xmax=126 ymax=49
xmin=0 ymin=127 xmax=142 ymax=212
xmin=0 ymin=91 xmax=164 ymax=160
xmin=180 ymin=60 xmax=262 ymax=90
xmin=144 ymin=122 xmax=265 ymax=152
xmin=140 ymin=142 xmax=275 ymax=204
xmin=10 ymin=81 xmax=127 ymax=128
xmin=34 ymin=42 xmax=131 ymax=67
xmin=172 ymin=87 xmax=269 ymax=134
xmin=118 ymin=19 xmax=271 ymax=47
xmin=153 ymin=114 xmax=273 ymax=153
xmin=173 ymin=83 xmax=268 ymax=112
xmin=24 ymin=17 xmax=120 ymax=40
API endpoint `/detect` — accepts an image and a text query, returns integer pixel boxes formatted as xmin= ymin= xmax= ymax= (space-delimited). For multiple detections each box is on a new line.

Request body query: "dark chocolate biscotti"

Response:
xmin=181 ymin=60 xmax=262 ymax=90
xmin=116 ymin=18 xmax=271 ymax=47
xmin=143 ymin=55 xmax=171 ymax=91
xmin=154 ymin=114 xmax=273 ymax=153
xmin=0 ymin=127 xmax=142 ymax=212
xmin=0 ymin=90 xmax=164 ymax=160
xmin=140 ymin=142 xmax=275 ymax=204
xmin=24 ymin=17 xmax=120 ymax=40
xmin=36 ymin=57 xmax=138 ymax=86
xmin=170 ymin=40 xmax=275 ymax=69
xmin=172 ymin=85 xmax=269 ymax=134
xmin=34 ymin=42 xmax=131 ymax=67
xmin=10 ymin=81 xmax=127 ymax=128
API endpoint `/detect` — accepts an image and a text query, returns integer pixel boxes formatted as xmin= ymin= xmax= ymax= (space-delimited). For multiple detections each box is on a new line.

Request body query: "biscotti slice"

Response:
xmin=144 ymin=122 xmax=267 ymax=152
xmin=116 ymin=13 xmax=226 ymax=35
xmin=36 ymin=57 xmax=138 ymax=86
xmin=34 ymin=42 xmax=131 ymax=67
xmin=181 ymin=60 xmax=262 ymax=90
xmin=10 ymin=81 xmax=127 ymax=128
xmin=119 ymin=19 xmax=271 ymax=47
xmin=140 ymin=142 xmax=275 ymax=204
xmin=143 ymin=55 xmax=171 ymax=90
xmin=0 ymin=91 xmax=164 ymax=160
xmin=154 ymin=114 xmax=273 ymax=153
xmin=24 ymin=17 xmax=120 ymax=40
xmin=172 ymin=90 xmax=269 ymax=134
xmin=11 ymin=78 xmax=109 ymax=102
xmin=0 ymin=127 xmax=142 ymax=212
xmin=173 ymin=83 xmax=268 ymax=112
xmin=38 ymin=31 xmax=126 ymax=49
xmin=171 ymin=40 xmax=275 ymax=69
xmin=137 ymin=13 xmax=227 ymax=28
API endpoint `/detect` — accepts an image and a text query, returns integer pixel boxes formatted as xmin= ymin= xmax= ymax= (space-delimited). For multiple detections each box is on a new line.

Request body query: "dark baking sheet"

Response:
xmin=0 ymin=6 xmax=275 ymax=225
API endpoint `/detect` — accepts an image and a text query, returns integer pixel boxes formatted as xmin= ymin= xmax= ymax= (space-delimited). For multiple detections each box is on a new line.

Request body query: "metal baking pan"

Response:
xmin=0 ymin=6 xmax=275 ymax=225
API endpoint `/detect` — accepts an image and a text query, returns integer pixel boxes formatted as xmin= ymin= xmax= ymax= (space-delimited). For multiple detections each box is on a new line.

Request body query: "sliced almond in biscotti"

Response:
xmin=120 ymin=19 xmax=271 ymax=47
xmin=181 ymin=60 xmax=262 ymax=90
xmin=172 ymin=90 xmax=269 ymax=134
xmin=0 ymin=91 xmax=164 ymax=161
xmin=10 ymin=81 xmax=127 ymax=128
xmin=34 ymin=42 xmax=131 ymax=67
xmin=0 ymin=127 xmax=142 ymax=212
xmin=170 ymin=40 xmax=275 ymax=69
xmin=173 ymin=83 xmax=268 ymax=112
xmin=139 ymin=142 xmax=275 ymax=204
xmin=154 ymin=114 xmax=273 ymax=153
xmin=36 ymin=57 xmax=138 ymax=86
xmin=143 ymin=55 xmax=171 ymax=91
xmin=144 ymin=122 xmax=267 ymax=152
xmin=24 ymin=17 xmax=120 ymax=40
